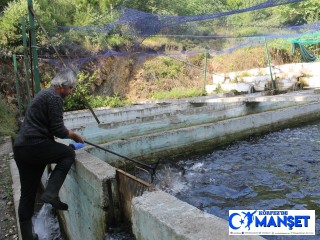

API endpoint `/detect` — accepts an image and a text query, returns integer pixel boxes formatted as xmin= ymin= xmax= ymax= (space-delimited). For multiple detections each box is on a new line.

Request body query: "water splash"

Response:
xmin=33 ymin=204 xmax=63 ymax=240
xmin=154 ymin=166 xmax=188 ymax=194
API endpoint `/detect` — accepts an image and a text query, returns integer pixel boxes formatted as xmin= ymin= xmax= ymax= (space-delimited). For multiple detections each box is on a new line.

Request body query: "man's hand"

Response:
xmin=67 ymin=130 xmax=84 ymax=143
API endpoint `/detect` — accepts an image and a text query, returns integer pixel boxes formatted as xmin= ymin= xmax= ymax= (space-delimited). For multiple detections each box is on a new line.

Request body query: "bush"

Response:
xmin=0 ymin=0 xmax=29 ymax=49
xmin=89 ymin=95 xmax=130 ymax=108
xmin=64 ymin=71 xmax=130 ymax=111
xmin=151 ymin=87 xmax=204 ymax=100
xmin=63 ymin=71 xmax=95 ymax=111
xmin=144 ymin=56 xmax=184 ymax=81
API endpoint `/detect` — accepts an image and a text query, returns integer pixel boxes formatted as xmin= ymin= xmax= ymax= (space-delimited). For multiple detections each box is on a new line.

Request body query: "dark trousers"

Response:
xmin=13 ymin=141 xmax=75 ymax=221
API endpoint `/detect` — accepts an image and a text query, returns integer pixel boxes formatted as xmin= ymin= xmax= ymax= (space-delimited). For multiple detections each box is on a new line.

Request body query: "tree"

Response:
xmin=0 ymin=0 xmax=29 ymax=49
xmin=276 ymin=0 xmax=320 ymax=25
xmin=0 ymin=0 xmax=11 ymax=12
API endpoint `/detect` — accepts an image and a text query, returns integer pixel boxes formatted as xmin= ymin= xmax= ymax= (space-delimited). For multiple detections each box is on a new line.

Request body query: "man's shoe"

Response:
xmin=40 ymin=195 xmax=68 ymax=211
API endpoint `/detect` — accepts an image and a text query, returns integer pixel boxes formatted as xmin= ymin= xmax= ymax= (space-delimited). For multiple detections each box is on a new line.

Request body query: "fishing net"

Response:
xmin=35 ymin=0 xmax=320 ymax=69
xmin=291 ymin=31 xmax=320 ymax=62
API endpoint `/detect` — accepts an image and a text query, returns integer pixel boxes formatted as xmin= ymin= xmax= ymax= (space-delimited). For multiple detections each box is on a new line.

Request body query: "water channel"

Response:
xmin=154 ymin=120 xmax=320 ymax=239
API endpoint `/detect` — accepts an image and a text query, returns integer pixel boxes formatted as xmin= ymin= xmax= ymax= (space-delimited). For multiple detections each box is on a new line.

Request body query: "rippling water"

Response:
xmin=154 ymin=121 xmax=320 ymax=239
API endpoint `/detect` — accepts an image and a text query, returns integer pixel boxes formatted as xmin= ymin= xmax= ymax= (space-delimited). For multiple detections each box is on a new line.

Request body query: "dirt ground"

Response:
xmin=0 ymin=148 xmax=18 ymax=240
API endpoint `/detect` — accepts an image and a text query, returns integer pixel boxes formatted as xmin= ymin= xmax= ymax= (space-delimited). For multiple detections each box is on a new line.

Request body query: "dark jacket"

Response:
xmin=14 ymin=87 xmax=69 ymax=146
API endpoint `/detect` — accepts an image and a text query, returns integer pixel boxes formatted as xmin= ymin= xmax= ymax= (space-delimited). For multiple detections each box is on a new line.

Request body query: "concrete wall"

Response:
xmin=87 ymin=100 xmax=320 ymax=165
xmin=213 ymin=62 xmax=320 ymax=83
xmin=41 ymin=150 xmax=120 ymax=240
xmin=65 ymin=91 xmax=320 ymax=146
xmin=209 ymin=62 xmax=320 ymax=93
xmin=132 ymin=191 xmax=264 ymax=240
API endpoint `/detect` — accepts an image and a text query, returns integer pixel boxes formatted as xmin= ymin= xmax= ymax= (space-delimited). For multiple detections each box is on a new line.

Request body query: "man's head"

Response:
xmin=51 ymin=68 xmax=77 ymax=98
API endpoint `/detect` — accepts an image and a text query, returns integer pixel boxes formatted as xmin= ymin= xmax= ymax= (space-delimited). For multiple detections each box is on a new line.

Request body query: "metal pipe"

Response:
xmin=21 ymin=17 xmax=31 ymax=105
xmin=28 ymin=0 xmax=41 ymax=93
xmin=264 ymin=37 xmax=276 ymax=90
xmin=13 ymin=54 xmax=23 ymax=118
xmin=203 ymin=51 xmax=208 ymax=93
xmin=84 ymin=140 xmax=157 ymax=173
xmin=28 ymin=30 xmax=35 ymax=97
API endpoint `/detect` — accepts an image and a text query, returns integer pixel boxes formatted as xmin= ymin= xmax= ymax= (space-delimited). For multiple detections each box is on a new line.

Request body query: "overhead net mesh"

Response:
xmin=37 ymin=0 xmax=320 ymax=69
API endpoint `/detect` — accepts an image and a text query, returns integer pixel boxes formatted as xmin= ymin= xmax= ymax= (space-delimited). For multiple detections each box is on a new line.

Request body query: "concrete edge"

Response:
xmin=10 ymin=159 xmax=21 ymax=240
xmin=3 ymin=136 xmax=23 ymax=240
xmin=0 ymin=136 xmax=13 ymax=156
xmin=132 ymin=190 xmax=265 ymax=240
xmin=53 ymin=145 xmax=118 ymax=240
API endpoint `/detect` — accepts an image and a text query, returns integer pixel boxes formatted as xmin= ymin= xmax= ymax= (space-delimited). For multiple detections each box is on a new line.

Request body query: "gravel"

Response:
xmin=0 ymin=151 xmax=18 ymax=240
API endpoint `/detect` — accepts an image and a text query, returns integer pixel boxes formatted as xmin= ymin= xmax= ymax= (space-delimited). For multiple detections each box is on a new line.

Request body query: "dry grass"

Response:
xmin=209 ymin=46 xmax=296 ymax=74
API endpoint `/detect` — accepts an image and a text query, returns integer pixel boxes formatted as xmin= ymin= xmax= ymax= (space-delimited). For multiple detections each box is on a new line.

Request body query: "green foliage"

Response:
xmin=144 ymin=56 xmax=184 ymax=81
xmin=89 ymin=94 xmax=131 ymax=108
xmin=0 ymin=95 xmax=17 ymax=137
xmin=189 ymin=54 xmax=205 ymax=66
xmin=214 ymin=84 xmax=226 ymax=94
xmin=0 ymin=0 xmax=55 ymax=52
xmin=63 ymin=71 xmax=95 ymax=111
xmin=35 ymin=0 xmax=117 ymax=52
xmin=73 ymin=3 xmax=116 ymax=27
xmin=268 ymin=39 xmax=292 ymax=52
xmin=77 ymin=0 xmax=122 ymax=12
xmin=226 ymin=0 xmax=242 ymax=9
xmin=0 ymin=0 xmax=120 ymax=53
xmin=124 ymin=0 xmax=228 ymax=15
xmin=122 ymin=0 xmax=159 ymax=13
xmin=63 ymin=71 xmax=129 ymax=111
xmin=276 ymin=0 xmax=320 ymax=24
xmin=0 ymin=0 xmax=29 ymax=48
xmin=37 ymin=0 xmax=76 ymax=26
xmin=0 ymin=0 xmax=10 ymax=12
xmin=0 ymin=0 xmax=318 ymax=54
xmin=226 ymin=7 xmax=282 ymax=37
xmin=105 ymin=34 xmax=130 ymax=48
xmin=151 ymin=87 xmax=204 ymax=100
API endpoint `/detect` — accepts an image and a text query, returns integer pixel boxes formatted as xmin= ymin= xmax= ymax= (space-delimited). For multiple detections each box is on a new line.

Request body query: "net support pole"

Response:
xmin=21 ymin=17 xmax=31 ymax=105
xmin=264 ymin=38 xmax=276 ymax=90
xmin=28 ymin=0 xmax=41 ymax=93
xmin=203 ymin=51 xmax=208 ymax=93
xmin=13 ymin=54 xmax=23 ymax=118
